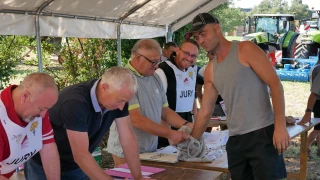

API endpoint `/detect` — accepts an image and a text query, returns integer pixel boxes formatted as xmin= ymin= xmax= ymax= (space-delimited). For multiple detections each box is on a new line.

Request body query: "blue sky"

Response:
xmin=233 ymin=0 xmax=320 ymax=9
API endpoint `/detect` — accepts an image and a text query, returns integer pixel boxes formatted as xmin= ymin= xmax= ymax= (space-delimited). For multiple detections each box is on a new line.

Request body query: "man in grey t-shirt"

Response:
xmin=185 ymin=13 xmax=289 ymax=180
xmin=107 ymin=39 xmax=192 ymax=167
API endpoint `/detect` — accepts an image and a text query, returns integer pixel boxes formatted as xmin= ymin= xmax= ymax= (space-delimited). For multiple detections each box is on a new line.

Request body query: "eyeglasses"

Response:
xmin=179 ymin=47 xmax=198 ymax=59
xmin=136 ymin=53 xmax=162 ymax=67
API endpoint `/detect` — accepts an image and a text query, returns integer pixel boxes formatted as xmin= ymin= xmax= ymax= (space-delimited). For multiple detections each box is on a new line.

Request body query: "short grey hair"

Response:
xmin=19 ymin=73 xmax=58 ymax=98
xmin=131 ymin=39 xmax=162 ymax=57
xmin=101 ymin=66 xmax=138 ymax=93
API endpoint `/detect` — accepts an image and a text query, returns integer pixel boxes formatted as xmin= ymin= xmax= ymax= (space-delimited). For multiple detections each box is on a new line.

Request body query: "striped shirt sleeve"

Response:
xmin=42 ymin=113 xmax=55 ymax=144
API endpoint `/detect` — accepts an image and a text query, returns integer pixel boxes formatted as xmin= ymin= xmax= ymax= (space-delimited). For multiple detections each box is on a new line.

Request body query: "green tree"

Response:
xmin=251 ymin=0 xmax=290 ymax=14
xmin=44 ymin=37 xmax=163 ymax=89
xmin=289 ymin=0 xmax=310 ymax=20
xmin=210 ymin=4 xmax=247 ymax=33
xmin=45 ymin=38 xmax=120 ymax=89
xmin=251 ymin=0 xmax=310 ymax=20
xmin=0 ymin=36 xmax=30 ymax=89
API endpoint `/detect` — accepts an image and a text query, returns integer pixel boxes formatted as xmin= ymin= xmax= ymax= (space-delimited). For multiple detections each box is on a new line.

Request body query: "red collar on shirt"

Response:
xmin=1 ymin=85 xmax=28 ymax=127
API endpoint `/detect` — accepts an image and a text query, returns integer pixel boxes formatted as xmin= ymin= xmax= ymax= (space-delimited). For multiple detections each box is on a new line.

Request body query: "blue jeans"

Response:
xmin=24 ymin=159 xmax=89 ymax=180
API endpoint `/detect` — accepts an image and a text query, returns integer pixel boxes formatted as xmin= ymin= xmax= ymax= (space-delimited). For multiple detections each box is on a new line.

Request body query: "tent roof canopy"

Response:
xmin=0 ymin=0 xmax=226 ymax=39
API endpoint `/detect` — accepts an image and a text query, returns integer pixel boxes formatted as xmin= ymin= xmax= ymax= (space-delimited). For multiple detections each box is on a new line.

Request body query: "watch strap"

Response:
xmin=306 ymin=108 xmax=313 ymax=112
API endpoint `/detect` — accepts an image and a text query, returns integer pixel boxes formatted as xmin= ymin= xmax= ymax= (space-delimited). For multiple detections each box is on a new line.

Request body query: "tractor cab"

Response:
xmin=295 ymin=9 xmax=320 ymax=59
xmin=242 ymin=14 xmax=298 ymax=63
xmin=243 ymin=14 xmax=295 ymax=45
xmin=254 ymin=14 xmax=294 ymax=34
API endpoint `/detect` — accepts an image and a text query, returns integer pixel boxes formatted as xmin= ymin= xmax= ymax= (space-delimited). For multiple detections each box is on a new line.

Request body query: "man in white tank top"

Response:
xmin=0 ymin=73 xmax=60 ymax=179
xmin=185 ymin=13 xmax=290 ymax=180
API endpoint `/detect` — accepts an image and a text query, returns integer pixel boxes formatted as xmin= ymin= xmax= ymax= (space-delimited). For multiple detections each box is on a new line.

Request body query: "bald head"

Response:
xmin=18 ymin=73 xmax=58 ymax=100
xmin=13 ymin=73 xmax=58 ymax=122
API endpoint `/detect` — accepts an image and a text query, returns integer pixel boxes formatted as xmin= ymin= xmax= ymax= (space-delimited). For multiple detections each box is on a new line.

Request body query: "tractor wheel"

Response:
xmin=287 ymin=35 xmax=299 ymax=58
xmin=294 ymin=44 xmax=310 ymax=59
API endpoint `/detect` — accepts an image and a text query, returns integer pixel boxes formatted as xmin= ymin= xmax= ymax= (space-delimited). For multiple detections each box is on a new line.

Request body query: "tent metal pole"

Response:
xmin=35 ymin=16 xmax=43 ymax=72
xmin=116 ymin=0 xmax=151 ymax=66
xmin=117 ymin=22 xmax=122 ymax=67
xmin=166 ymin=25 xmax=173 ymax=42
xmin=35 ymin=0 xmax=55 ymax=72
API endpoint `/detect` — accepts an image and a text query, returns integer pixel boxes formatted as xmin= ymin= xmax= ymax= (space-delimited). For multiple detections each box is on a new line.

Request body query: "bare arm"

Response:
xmin=161 ymin=107 xmax=193 ymax=128
xmin=130 ymin=108 xmax=174 ymax=137
xmin=130 ymin=108 xmax=188 ymax=145
xmin=191 ymin=61 xmax=218 ymax=140
xmin=39 ymin=142 xmax=60 ymax=180
xmin=192 ymin=98 xmax=198 ymax=122
xmin=299 ymin=92 xmax=317 ymax=125
xmin=66 ymin=130 xmax=112 ymax=180
xmin=196 ymin=84 xmax=203 ymax=103
xmin=115 ymin=116 xmax=143 ymax=180
xmin=239 ymin=41 xmax=289 ymax=154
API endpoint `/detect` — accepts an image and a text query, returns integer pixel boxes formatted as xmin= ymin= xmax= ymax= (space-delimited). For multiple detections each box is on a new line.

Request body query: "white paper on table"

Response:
xmin=140 ymin=152 xmax=178 ymax=163
xmin=110 ymin=168 xmax=153 ymax=176
xmin=156 ymin=145 xmax=178 ymax=154
xmin=203 ymin=130 xmax=229 ymax=146
xmin=140 ymin=146 xmax=178 ymax=163
xmin=206 ymin=143 xmax=222 ymax=150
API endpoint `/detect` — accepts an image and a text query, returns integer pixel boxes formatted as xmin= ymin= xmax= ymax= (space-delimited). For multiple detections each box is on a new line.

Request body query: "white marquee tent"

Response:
xmin=0 ymin=0 xmax=226 ymax=70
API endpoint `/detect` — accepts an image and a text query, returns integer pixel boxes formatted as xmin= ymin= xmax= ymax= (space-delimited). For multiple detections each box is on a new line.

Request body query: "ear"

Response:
xmin=102 ymin=83 xmax=109 ymax=92
xmin=21 ymin=91 xmax=31 ymax=104
xmin=215 ymin=24 xmax=221 ymax=31
xmin=136 ymin=54 xmax=142 ymax=62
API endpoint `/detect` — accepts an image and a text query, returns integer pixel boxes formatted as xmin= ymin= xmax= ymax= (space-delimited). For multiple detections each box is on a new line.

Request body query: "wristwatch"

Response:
xmin=305 ymin=108 xmax=313 ymax=113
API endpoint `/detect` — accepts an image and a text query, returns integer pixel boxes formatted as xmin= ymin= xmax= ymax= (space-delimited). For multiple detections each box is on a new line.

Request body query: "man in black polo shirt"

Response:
xmin=25 ymin=67 xmax=145 ymax=180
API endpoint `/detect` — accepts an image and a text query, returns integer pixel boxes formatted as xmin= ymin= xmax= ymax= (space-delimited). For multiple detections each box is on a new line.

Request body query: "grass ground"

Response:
xmin=281 ymin=81 xmax=320 ymax=180
xmin=282 ymin=81 xmax=310 ymax=116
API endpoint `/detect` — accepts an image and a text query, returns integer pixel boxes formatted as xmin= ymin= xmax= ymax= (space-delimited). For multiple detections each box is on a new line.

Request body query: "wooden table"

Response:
xmin=10 ymin=167 xmax=223 ymax=180
xmin=151 ymin=166 xmax=223 ymax=180
xmin=207 ymin=119 xmax=227 ymax=127
xmin=9 ymin=168 xmax=223 ymax=180
xmin=286 ymin=118 xmax=320 ymax=179
xmin=142 ymin=149 xmax=229 ymax=173
xmin=9 ymin=171 xmax=25 ymax=180
xmin=143 ymin=118 xmax=320 ymax=180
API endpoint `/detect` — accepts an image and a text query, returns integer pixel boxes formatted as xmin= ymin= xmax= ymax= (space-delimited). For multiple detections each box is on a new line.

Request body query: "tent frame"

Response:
xmin=0 ymin=0 xmax=217 ymax=70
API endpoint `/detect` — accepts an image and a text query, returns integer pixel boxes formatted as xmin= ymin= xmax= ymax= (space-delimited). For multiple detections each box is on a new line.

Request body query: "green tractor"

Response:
xmin=294 ymin=9 xmax=320 ymax=59
xmin=242 ymin=14 xmax=299 ymax=66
